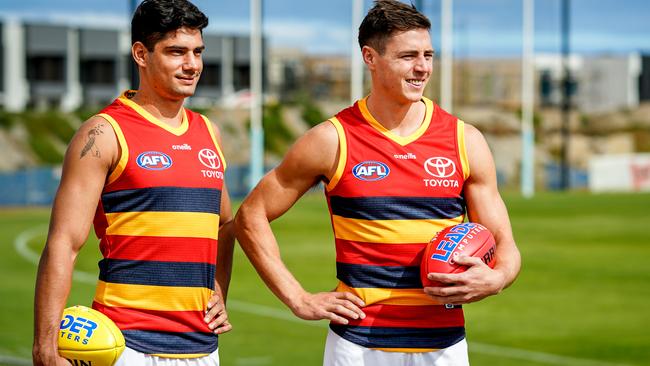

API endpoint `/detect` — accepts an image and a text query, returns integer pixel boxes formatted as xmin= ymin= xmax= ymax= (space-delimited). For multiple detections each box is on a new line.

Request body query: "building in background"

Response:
xmin=1 ymin=19 xmax=259 ymax=111
xmin=637 ymin=54 xmax=650 ymax=102
xmin=578 ymin=54 xmax=643 ymax=114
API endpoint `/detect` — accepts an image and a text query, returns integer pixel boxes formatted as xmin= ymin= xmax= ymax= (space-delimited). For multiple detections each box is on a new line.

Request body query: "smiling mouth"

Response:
xmin=407 ymin=79 xmax=424 ymax=87
xmin=177 ymin=72 xmax=200 ymax=81
xmin=177 ymin=75 xmax=197 ymax=84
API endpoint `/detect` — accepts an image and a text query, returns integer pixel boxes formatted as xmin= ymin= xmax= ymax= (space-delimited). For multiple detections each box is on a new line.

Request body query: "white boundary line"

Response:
xmin=12 ymin=227 xmax=631 ymax=366
xmin=0 ymin=354 xmax=32 ymax=366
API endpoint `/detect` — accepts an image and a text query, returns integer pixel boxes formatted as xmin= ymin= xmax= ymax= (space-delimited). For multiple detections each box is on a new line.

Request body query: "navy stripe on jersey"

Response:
xmin=99 ymin=259 xmax=215 ymax=289
xmin=337 ymin=262 xmax=422 ymax=289
xmin=102 ymin=187 xmax=221 ymax=214
xmin=330 ymin=324 xmax=465 ymax=350
xmin=329 ymin=196 xmax=465 ymax=220
xmin=122 ymin=330 xmax=217 ymax=355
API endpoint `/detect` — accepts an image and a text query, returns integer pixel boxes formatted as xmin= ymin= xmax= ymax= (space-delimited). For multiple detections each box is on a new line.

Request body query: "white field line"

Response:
xmin=14 ymin=225 xmax=95 ymax=284
xmin=0 ymin=354 xmax=32 ymax=366
xmin=12 ymin=227 xmax=632 ymax=366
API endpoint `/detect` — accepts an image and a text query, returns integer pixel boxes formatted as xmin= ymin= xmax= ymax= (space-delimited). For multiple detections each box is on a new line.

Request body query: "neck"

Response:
xmin=365 ymin=90 xmax=426 ymax=136
xmin=130 ymin=88 xmax=186 ymax=128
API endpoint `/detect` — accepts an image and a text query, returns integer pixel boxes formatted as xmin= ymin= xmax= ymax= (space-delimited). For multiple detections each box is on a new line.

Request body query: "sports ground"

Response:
xmin=0 ymin=191 xmax=648 ymax=366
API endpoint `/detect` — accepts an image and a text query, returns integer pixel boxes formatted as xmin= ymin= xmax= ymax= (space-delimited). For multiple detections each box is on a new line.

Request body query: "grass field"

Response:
xmin=1 ymin=192 xmax=649 ymax=366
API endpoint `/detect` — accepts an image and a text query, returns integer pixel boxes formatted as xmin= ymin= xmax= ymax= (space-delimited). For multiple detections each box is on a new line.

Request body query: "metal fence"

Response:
xmin=0 ymin=167 xmax=61 ymax=206
xmin=0 ymin=165 xmax=257 ymax=207
xmin=0 ymin=163 xmax=588 ymax=207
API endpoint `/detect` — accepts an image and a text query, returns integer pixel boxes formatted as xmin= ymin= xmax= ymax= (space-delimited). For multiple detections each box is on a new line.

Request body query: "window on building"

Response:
xmin=81 ymin=59 xmax=116 ymax=85
xmin=198 ymin=63 xmax=221 ymax=88
xmin=234 ymin=64 xmax=250 ymax=90
xmin=27 ymin=56 xmax=65 ymax=82
xmin=0 ymin=28 xmax=3 ymax=92
xmin=0 ymin=53 xmax=3 ymax=93
xmin=639 ymin=56 xmax=650 ymax=102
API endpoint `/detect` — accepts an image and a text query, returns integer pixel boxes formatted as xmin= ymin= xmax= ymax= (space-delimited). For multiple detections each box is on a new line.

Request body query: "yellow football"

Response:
xmin=58 ymin=305 xmax=125 ymax=366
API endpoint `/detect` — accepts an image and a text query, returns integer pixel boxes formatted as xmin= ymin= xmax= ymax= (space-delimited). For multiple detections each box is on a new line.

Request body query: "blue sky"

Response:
xmin=1 ymin=0 xmax=649 ymax=57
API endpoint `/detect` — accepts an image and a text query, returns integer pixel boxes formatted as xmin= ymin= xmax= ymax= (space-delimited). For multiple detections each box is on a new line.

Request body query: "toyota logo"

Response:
xmin=198 ymin=148 xmax=221 ymax=169
xmin=424 ymin=157 xmax=456 ymax=178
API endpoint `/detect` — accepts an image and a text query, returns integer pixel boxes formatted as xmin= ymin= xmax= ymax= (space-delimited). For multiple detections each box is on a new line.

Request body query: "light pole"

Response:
xmin=351 ymin=0 xmax=364 ymax=103
xmin=521 ymin=0 xmax=535 ymax=198
xmin=560 ymin=0 xmax=571 ymax=190
xmin=129 ymin=0 xmax=139 ymax=89
xmin=249 ymin=0 xmax=265 ymax=190
xmin=440 ymin=0 xmax=453 ymax=112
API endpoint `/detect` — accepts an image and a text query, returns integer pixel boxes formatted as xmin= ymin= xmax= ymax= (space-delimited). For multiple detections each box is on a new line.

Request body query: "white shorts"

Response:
xmin=114 ymin=346 xmax=219 ymax=366
xmin=323 ymin=329 xmax=469 ymax=366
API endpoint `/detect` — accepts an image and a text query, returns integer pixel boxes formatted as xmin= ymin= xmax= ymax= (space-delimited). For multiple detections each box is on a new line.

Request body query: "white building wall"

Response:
xmin=2 ymin=20 xmax=29 ymax=112
xmin=579 ymin=54 xmax=641 ymax=114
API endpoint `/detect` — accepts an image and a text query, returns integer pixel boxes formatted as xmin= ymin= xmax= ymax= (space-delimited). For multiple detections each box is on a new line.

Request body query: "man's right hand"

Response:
xmin=290 ymin=291 xmax=366 ymax=325
xmin=33 ymin=348 xmax=70 ymax=366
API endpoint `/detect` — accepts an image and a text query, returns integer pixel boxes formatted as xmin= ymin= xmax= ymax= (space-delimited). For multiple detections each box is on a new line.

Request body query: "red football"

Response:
xmin=421 ymin=222 xmax=496 ymax=287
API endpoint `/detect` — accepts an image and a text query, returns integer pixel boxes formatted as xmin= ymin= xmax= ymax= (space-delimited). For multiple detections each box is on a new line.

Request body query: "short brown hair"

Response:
xmin=132 ymin=0 xmax=209 ymax=51
xmin=358 ymin=0 xmax=431 ymax=54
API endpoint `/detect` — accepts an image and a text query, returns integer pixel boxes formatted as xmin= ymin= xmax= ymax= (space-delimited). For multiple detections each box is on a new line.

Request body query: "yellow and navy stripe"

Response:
xmin=336 ymin=262 xmax=421 ymax=288
xmin=329 ymin=196 xmax=464 ymax=220
xmin=101 ymin=187 xmax=221 ymax=214
xmin=99 ymin=259 xmax=215 ymax=289
xmin=121 ymin=330 xmax=217 ymax=355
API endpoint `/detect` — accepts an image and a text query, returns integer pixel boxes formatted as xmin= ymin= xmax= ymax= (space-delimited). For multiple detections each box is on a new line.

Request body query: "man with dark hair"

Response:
xmin=32 ymin=1 xmax=233 ymax=365
xmin=235 ymin=1 xmax=520 ymax=365
xmin=131 ymin=0 xmax=209 ymax=51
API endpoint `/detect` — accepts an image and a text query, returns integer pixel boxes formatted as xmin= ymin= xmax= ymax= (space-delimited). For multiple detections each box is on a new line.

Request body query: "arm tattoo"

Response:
xmin=80 ymin=124 xmax=105 ymax=159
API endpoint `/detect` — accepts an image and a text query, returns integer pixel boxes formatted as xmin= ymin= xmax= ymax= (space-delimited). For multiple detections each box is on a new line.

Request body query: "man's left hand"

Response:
xmin=204 ymin=294 xmax=232 ymax=334
xmin=423 ymin=255 xmax=506 ymax=305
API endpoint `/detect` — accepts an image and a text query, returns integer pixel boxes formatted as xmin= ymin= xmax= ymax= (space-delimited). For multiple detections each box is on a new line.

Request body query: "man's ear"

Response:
xmin=132 ymin=42 xmax=148 ymax=68
xmin=362 ymin=45 xmax=378 ymax=72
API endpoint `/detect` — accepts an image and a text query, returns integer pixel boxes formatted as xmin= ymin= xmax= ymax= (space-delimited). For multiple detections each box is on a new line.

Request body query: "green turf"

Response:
xmin=0 ymin=192 xmax=648 ymax=365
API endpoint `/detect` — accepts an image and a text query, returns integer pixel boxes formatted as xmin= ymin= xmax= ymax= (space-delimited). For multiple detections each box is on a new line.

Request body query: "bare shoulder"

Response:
xmin=210 ymin=120 xmax=222 ymax=135
xmin=303 ymin=120 xmax=339 ymax=146
xmin=279 ymin=120 xmax=340 ymax=181
xmin=292 ymin=120 xmax=338 ymax=160
xmin=204 ymin=116 xmax=222 ymax=138
xmin=67 ymin=115 xmax=119 ymax=169
xmin=462 ymin=122 xmax=495 ymax=182
xmin=463 ymin=122 xmax=487 ymax=146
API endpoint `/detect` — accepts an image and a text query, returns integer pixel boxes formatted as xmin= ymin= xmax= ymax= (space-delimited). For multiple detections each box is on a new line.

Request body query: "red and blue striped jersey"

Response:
xmin=324 ymin=96 xmax=470 ymax=352
xmin=91 ymin=91 xmax=226 ymax=357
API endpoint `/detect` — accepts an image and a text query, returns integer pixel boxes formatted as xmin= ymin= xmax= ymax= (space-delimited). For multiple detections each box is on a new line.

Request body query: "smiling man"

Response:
xmin=235 ymin=1 xmax=521 ymax=365
xmin=32 ymin=1 xmax=234 ymax=365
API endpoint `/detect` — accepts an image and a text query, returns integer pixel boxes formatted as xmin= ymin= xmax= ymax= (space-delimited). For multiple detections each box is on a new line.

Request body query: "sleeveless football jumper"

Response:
xmin=91 ymin=91 xmax=226 ymax=357
xmin=325 ymin=96 xmax=470 ymax=352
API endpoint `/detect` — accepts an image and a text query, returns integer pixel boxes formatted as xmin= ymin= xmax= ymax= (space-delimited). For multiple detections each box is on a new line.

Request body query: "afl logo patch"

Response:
xmin=353 ymin=161 xmax=390 ymax=181
xmin=136 ymin=151 xmax=173 ymax=170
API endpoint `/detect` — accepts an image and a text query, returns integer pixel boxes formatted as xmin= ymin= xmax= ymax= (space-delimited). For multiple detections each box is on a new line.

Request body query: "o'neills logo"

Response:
xmin=423 ymin=157 xmax=459 ymax=188
xmin=172 ymin=143 xmax=192 ymax=151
